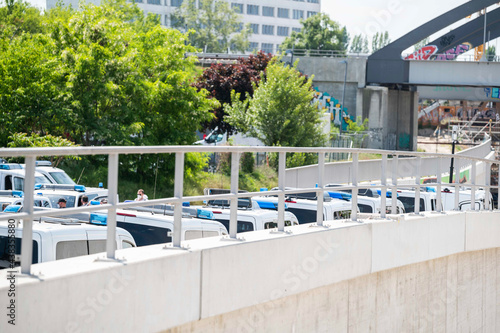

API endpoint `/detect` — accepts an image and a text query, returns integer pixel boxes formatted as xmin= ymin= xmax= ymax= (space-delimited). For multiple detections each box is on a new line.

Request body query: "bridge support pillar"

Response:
xmin=361 ymin=86 xmax=418 ymax=151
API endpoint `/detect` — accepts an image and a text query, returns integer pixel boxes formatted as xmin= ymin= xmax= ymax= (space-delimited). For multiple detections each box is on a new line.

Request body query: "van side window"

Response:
xmin=56 ymin=240 xmax=88 ymax=260
xmin=185 ymin=230 xmax=203 ymax=240
xmin=0 ymin=236 xmax=38 ymax=268
xmin=215 ymin=219 xmax=254 ymax=233
xmin=13 ymin=177 xmax=23 ymax=191
xmin=358 ymin=204 xmax=373 ymax=213
xmin=88 ymin=240 xmax=107 ymax=254
xmin=288 ymin=208 xmax=320 ymax=224
xmin=118 ymin=222 xmax=171 ymax=247
xmin=5 ymin=176 xmax=12 ymax=190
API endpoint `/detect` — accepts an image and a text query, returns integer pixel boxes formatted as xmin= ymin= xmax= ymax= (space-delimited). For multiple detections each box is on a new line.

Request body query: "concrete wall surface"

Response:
xmin=409 ymin=61 xmax=500 ymax=86
xmin=1 ymin=211 xmax=499 ymax=332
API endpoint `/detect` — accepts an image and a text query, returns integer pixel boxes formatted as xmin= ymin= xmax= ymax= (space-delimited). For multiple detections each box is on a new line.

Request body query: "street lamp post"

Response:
xmin=340 ymin=59 xmax=348 ymax=137
xmin=449 ymin=125 xmax=458 ymax=184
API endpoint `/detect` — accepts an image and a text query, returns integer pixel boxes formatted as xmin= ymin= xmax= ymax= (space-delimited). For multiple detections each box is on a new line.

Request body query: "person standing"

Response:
xmin=135 ymin=189 xmax=148 ymax=201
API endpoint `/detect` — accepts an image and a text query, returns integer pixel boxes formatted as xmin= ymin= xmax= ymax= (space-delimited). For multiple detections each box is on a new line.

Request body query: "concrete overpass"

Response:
xmin=0 ymin=142 xmax=498 ymax=332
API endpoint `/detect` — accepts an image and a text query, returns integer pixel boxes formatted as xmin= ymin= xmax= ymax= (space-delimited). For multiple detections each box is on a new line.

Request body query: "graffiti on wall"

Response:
xmin=312 ymin=87 xmax=349 ymax=126
xmin=484 ymin=87 xmax=500 ymax=99
xmin=404 ymin=42 xmax=472 ymax=61
xmin=418 ymin=105 xmax=498 ymax=128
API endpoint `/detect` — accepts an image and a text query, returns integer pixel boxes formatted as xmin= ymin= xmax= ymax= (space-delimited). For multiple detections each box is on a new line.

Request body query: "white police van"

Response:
xmin=33 ymin=184 xmax=108 ymax=208
xmin=440 ymin=187 xmax=493 ymax=211
xmin=395 ymin=189 xmax=439 ymax=213
xmin=0 ymin=191 xmax=53 ymax=213
xmin=32 ymin=161 xmax=76 ymax=185
xmin=0 ymin=166 xmax=52 ymax=191
xmin=0 ymin=218 xmax=136 ymax=269
xmin=255 ymin=189 xmax=353 ymax=224
xmin=87 ymin=208 xmax=228 ymax=247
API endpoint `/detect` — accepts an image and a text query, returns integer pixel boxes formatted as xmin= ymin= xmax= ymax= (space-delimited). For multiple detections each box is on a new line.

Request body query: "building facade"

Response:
xmin=36 ymin=0 xmax=321 ymax=55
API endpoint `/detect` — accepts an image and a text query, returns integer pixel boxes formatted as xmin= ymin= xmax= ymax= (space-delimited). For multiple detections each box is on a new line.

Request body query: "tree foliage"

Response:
xmin=193 ymin=51 xmax=273 ymax=134
xmin=350 ymin=34 xmax=369 ymax=53
xmin=173 ymin=0 xmax=251 ymax=53
xmin=280 ymin=13 xmax=346 ymax=54
xmin=413 ymin=37 xmax=430 ymax=52
xmin=371 ymin=31 xmax=391 ymax=53
xmin=225 ymin=60 xmax=327 ymax=148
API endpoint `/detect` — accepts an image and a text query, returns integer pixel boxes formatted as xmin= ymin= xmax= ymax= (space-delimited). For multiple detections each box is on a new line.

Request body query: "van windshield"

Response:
xmin=49 ymin=172 xmax=75 ymax=185
xmin=0 ymin=236 xmax=38 ymax=269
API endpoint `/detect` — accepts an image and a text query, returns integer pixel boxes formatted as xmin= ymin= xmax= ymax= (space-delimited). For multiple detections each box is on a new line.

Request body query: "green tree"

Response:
xmin=280 ymin=13 xmax=346 ymax=54
xmin=7 ymin=133 xmax=80 ymax=167
xmin=349 ymin=34 xmax=369 ymax=53
xmin=225 ymin=60 xmax=327 ymax=148
xmin=371 ymin=31 xmax=391 ymax=52
xmin=173 ymin=0 xmax=250 ymax=53
xmin=487 ymin=45 xmax=496 ymax=61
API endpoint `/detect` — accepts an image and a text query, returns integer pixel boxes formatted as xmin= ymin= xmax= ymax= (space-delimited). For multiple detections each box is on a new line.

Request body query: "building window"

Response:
xmin=170 ymin=13 xmax=182 ymax=27
xmin=293 ymin=0 xmax=305 ymax=1
xmin=261 ymin=43 xmax=274 ymax=54
xmin=307 ymin=11 xmax=317 ymax=18
xmin=277 ymin=26 xmax=289 ymax=36
xmin=293 ymin=10 xmax=304 ymax=20
xmin=250 ymin=23 xmax=259 ymax=34
xmin=235 ymin=23 xmax=243 ymax=32
xmin=248 ymin=42 xmax=259 ymax=52
xmin=292 ymin=27 xmax=301 ymax=33
xmin=247 ymin=4 xmax=259 ymax=15
xmin=277 ymin=8 xmax=289 ymax=18
xmin=231 ymin=3 xmax=243 ymax=13
xmin=307 ymin=0 xmax=319 ymax=3
xmin=262 ymin=25 xmax=274 ymax=35
xmin=262 ymin=6 xmax=274 ymax=17
xmin=171 ymin=0 xmax=183 ymax=7
xmin=147 ymin=0 xmax=161 ymax=4
xmin=132 ymin=0 xmax=143 ymax=3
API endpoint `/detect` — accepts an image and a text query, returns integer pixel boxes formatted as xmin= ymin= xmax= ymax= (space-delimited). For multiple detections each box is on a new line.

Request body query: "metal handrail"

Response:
xmin=0 ymin=142 xmax=498 ymax=275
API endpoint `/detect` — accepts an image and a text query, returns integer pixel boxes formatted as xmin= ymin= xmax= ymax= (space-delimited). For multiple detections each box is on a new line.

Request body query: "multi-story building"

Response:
xmin=33 ymin=0 xmax=321 ymax=54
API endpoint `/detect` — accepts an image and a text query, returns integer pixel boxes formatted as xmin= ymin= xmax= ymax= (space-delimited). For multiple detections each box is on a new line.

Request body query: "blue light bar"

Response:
xmin=260 ymin=188 xmax=268 ymax=192
xmin=376 ymin=190 xmax=398 ymax=198
xmin=89 ymin=213 xmax=107 ymax=226
xmin=182 ymin=202 xmax=190 ymax=207
xmin=34 ymin=184 xmax=42 ymax=190
xmin=327 ymin=191 xmax=352 ymax=201
xmin=98 ymin=182 xmax=103 ymax=188
xmin=0 ymin=190 xmax=23 ymax=198
xmin=425 ymin=186 xmax=436 ymax=193
xmin=90 ymin=200 xmax=101 ymax=205
xmin=197 ymin=209 xmax=214 ymax=220
xmin=4 ymin=205 xmax=22 ymax=213
xmin=74 ymin=185 xmax=86 ymax=192
xmin=0 ymin=165 xmax=10 ymax=170
xmin=256 ymin=201 xmax=277 ymax=209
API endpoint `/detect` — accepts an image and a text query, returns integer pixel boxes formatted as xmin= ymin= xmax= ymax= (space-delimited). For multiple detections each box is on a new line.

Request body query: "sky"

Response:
xmin=321 ymin=0 xmax=499 ymax=53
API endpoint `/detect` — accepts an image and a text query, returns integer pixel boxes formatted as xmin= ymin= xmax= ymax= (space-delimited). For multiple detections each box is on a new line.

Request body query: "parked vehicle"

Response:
xmin=256 ymin=189 xmax=353 ymax=224
xmin=440 ymin=187 xmax=492 ymax=211
xmin=88 ymin=209 xmax=228 ymax=247
xmin=396 ymin=189 xmax=440 ymax=213
xmin=0 ymin=218 xmax=136 ymax=269
xmin=328 ymin=192 xmax=406 ymax=214
xmin=34 ymin=165 xmax=76 ymax=185
xmin=33 ymin=184 xmax=108 ymax=208
xmin=0 ymin=167 xmax=52 ymax=191
xmin=0 ymin=191 xmax=53 ymax=212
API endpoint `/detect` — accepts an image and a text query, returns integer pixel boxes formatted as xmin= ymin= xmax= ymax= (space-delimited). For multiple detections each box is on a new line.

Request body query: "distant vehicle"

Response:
xmin=395 ymin=189 xmax=440 ymax=213
xmin=440 ymin=187 xmax=492 ymax=211
xmin=325 ymin=183 xmax=380 ymax=198
xmin=0 ymin=167 xmax=52 ymax=191
xmin=0 ymin=191 xmax=53 ymax=212
xmin=33 ymin=184 xmax=108 ymax=208
xmin=0 ymin=218 xmax=136 ymax=269
xmin=88 ymin=209 xmax=228 ymax=247
xmin=194 ymin=127 xmax=264 ymax=146
xmin=256 ymin=189 xmax=353 ymax=224
xmin=34 ymin=165 xmax=76 ymax=185
xmin=327 ymin=192 xmax=406 ymax=215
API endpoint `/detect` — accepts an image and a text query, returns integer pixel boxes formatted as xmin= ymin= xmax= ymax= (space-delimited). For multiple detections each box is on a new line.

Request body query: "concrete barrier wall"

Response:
xmin=285 ymin=139 xmax=493 ymax=187
xmin=1 ymin=211 xmax=499 ymax=332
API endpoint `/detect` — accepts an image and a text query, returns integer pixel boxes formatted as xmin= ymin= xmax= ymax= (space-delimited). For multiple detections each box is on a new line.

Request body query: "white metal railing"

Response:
xmin=0 ymin=143 xmax=498 ymax=275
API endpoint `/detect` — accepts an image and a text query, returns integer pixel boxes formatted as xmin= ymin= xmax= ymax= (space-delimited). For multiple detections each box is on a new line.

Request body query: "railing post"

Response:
xmin=106 ymin=153 xmax=119 ymax=258
xmin=391 ymin=155 xmax=398 ymax=214
xmin=380 ymin=154 xmax=387 ymax=218
xmin=173 ymin=152 xmax=184 ymax=247
xmin=277 ymin=152 xmax=286 ymax=232
xmin=436 ymin=157 xmax=442 ymax=213
xmin=454 ymin=158 xmax=460 ymax=211
xmin=20 ymin=156 xmax=36 ymax=275
xmin=471 ymin=161 xmax=476 ymax=211
xmin=316 ymin=152 xmax=325 ymax=226
xmin=414 ymin=156 xmax=421 ymax=214
xmin=351 ymin=153 xmax=358 ymax=222
xmin=229 ymin=152 xmax=240 ymax=238
xmin=485 ymin=161 xmax=491 ymax=211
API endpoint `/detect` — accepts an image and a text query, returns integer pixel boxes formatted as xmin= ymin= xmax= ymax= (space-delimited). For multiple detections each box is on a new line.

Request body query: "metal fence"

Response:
xmin=0 ymin=143 xmax=498 ymax=275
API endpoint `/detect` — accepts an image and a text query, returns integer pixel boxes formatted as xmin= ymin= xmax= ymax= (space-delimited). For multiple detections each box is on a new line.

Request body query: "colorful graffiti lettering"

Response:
xmin=435 ymin=43 xmax=471 ymax=60
xmin=405 ymin=45 xmax=438 ymax=60
xmin=484 ymin=87 xmax=500 ymax=99
xmin=312 ymin=87 xmax=349 ymax=126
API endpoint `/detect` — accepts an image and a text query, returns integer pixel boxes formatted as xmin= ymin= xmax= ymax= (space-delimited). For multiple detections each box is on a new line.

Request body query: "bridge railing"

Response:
xmin=0 ymin=142 xmax=498 ymax=275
